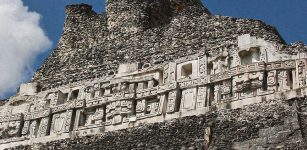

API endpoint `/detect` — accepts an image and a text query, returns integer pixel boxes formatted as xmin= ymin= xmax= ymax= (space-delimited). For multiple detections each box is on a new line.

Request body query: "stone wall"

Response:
xmin=31 ymin=0 xmax=289 ymax=90
xmin=2 ymin=1 xmax=307 ymax=149
xmin=2 ymin=33 xmax=307 ymax=149
xmin=6 ymin=98 xmax=306 ymax=150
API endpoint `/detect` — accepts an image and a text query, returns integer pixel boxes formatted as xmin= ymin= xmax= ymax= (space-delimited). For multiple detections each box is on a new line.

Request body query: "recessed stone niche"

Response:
xmin=177 ymin=60 xmax=198 ymax=80
xmin=239 ymin=47 xmax=260 ymax=65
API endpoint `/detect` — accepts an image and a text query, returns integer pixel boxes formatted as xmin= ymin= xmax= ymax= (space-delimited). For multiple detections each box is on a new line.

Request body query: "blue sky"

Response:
xmin=1 ymin=0 xmax=307 ymax=99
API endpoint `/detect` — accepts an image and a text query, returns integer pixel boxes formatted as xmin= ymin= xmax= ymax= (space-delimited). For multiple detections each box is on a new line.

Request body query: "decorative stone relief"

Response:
xmin=136 ymin=99 xmax=146 ymax=117
xmin=0 ymin=122 xmax=8 ymax=138
xmin=221 ymin=80 xmax=232 ymax=100
xmin=296 ymin=59 xmax=307 ymax=88
xmin=233 ymin=72 xmax=264 ymax=99
xmin=106 ymin=100 xmax=133 ymax=125
xmin=64 ymin=110 xmax=73 ymax=132
xmin=46 ymin=92 xmax=58 ymax=107
xmin=169 ymin=62 xmax=177 ymax=83
xmin=163 ymin=62 xmax=177 ymax=84
xmin=213 ymin=54 xmax=229 ymax=74
xmin=92 ymin=107 xmax=105 ymax=125
xmin=214 ymin=83 xmax=221 ymax=102
xmin=177 ymin=60 xmax=198 ymax=80
xmin=7 ymin=121 xmax=22 ymax=137
xmin=29 ymin=120 xmax=38 ymax=138
xmin=277 ymin=70 xmax=292 ymax=91
xmin=181 ymin=88 xmax=197 ymax=111
xmin=259 ymin=47 xmax=267 ymax=62
xmin=198 ymin=56 xmax=207 ymax=77
xmin=37 ymin=117 xmax=51 ymax=137
xmin=51 ymin=112 xmax=68 ymax=135
xmin=21 ymin=121 xmax=30 ymax=137
xmin=146 ymin=99 xmax=160 ymax=115
xmin=1 ymin=30 xmax=307 ymax=147
xmin=267 ymin=70 xmax=277 ymax=92
xmin=167 ymin=90 xmax=178 ymax=113
xmin=196 ymin=86 xmax=207 ymax=108
xmin=233 ymin=52 xmax=241 ymax=67
xmin=163 ymin=64 xmax=169 ymax=84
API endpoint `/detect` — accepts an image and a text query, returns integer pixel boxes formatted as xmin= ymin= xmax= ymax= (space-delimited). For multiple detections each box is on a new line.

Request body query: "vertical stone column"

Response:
xmin=277 ymin=70 xmax=291 ymax=91
xmin=163 ymin=62 xmax=179 ymax=113
xmin=259 ymin=47 xmax=268 ymax=62
xmin=196 ymin=86 xmax=207 ymax=108
xmin=180 ymin=88 xmax=197 ymax=111
xmin=29 ymin=120 xmax=38 ymax=138
xmin=267 ymin=70 xmax=277 ymax=92
xmin=37 ymin=117 xmax=51 ymax=137
xmin=64 ymin=110 xmax=74 ymax=133
xmin=198 ymin=55 xmax=208 ymax=77
xmin=21 ymin=121 xmax=30 ymax=137
xmin=136 ymin=99 xmax=146 ymax=117
xmin=74 ymin=109 xmax=83 ymax=130
xmin=296 ymin=59 xmax=307 ymax=88
xmin=167 ymin=90 xmax=178 ymax=113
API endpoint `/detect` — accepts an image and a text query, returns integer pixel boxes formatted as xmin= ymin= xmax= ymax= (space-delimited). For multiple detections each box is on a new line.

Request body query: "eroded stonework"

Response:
xmin=1 ymin=0 xmax=307 ymax=149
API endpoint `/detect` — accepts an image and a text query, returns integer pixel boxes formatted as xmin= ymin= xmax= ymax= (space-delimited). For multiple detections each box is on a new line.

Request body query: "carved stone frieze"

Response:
xmin=136 ymin=88 xmax=158 ymax=99
xmin=92 ymin=108 xmax=104 ymax=125
xmin=221 ymin=80 xmax=232 ymax=100
xmin=37 ymin=117 xmax=51 ymax=137
xmin=0 ymin=122 xmax=8 ymax=138
xmin=163 ymin=62 xmax=176 ymax=84
xmin=52 ymin=100 xmax=75 ymax=113
xmin=21 ymin=121 xmax=30 ymax=136
xmin=1 ymin=31 xmax=307 ymax=146
xmin=24 ymin=109 xmax=51 ymax=121
xmin=50 ymin=110 xmax=72 ymax=135
xmin=157 ymin=82 xmax=177 ymax=93
xmin=181 ymin=88 xmax=197 ymax=111
xmin=166 ymin=90 xmax=178 ymax=113
xmin=106 ymin=100 xmax=133 ymax=125
xmin=0 ymin=113 xmax=22 ymax=123
xmin=198 ymin=56 xmax=207 ymax=76
xmin=7 ymin=121 xmax=22 ymax=137
xmin=86 ymin=96 xmax=111 ymax=108
xmin=196 ymin=86 xmax=207 ymax=108
xmin=112 ymin=92 xmax=134 ymax=101
xmin=136 ymin=99 xmax=146 ymax=117
xmin=296 ymin=59 xmax=307 ymax=88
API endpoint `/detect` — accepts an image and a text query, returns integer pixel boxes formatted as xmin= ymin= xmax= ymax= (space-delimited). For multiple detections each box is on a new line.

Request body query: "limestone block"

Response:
xmin=118 ymin=63 xmax=138 ymax=74
xmin=19 ymin=82 xmax=39 ymax=96
xmin=181 ymin=88 xmax=197 ymax=111
xmin=238 ymin=34 xmax=251 ymax=49
xmin=177 ymin=60 xmax=198 ymax=80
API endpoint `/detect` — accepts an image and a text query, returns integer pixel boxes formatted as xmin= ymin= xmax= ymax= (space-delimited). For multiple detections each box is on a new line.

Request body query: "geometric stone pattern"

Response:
xmin=31 ymin=1 xmax=306 ymax=91
xmin=1 ymin=34 xmax=307 ymax=148
xmin=4 ymin=98 xmax=307 ymax=150
xmin=1 ymin=0 xmax=307 ymax=149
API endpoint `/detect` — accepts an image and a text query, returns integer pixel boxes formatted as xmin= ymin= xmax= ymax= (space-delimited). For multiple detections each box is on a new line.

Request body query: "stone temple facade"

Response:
xmin=1 ymin=0 xmax=307 ymax=149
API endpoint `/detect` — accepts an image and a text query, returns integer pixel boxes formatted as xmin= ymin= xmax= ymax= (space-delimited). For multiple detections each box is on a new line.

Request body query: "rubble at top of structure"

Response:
xmin=1 ymin=0 xmax=307 ymax=149
xmin=31 ymin=0 xmax=298 ymax=90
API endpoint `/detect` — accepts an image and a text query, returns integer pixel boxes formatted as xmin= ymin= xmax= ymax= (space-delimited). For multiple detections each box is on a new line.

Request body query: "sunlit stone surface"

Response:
xmin=1 ymin=0 xmax=307 ymax=149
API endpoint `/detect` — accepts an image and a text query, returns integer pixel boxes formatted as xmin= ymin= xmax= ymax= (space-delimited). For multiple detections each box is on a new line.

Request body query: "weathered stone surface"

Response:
xmin=31 ymin=0 xmax=293 ymax=90
xmin=5 ymin=99 xmax=306 ymax=150
xmin=1 ymin=0 xmax=307 ymax=149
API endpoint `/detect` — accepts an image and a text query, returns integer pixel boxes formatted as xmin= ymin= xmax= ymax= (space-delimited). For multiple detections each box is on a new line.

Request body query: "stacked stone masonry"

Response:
xmin=4 ymin=99 xmax=307 ymax=149
xmin=1 ymin=0 xmax=307 ymax=149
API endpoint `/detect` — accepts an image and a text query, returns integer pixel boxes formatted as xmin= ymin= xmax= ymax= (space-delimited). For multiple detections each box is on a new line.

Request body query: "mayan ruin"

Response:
xmin=1 ymin=0 xmax=307 ymax=149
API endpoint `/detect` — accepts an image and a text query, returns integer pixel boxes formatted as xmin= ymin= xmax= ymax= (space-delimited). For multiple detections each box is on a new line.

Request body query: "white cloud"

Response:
xmin=0 ymin=0 xmax=51 ymax=99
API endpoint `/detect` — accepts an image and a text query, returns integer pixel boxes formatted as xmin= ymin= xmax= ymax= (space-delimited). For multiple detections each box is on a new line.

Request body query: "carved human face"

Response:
xmin=8 ymin=121 xmax=21 ymax=136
